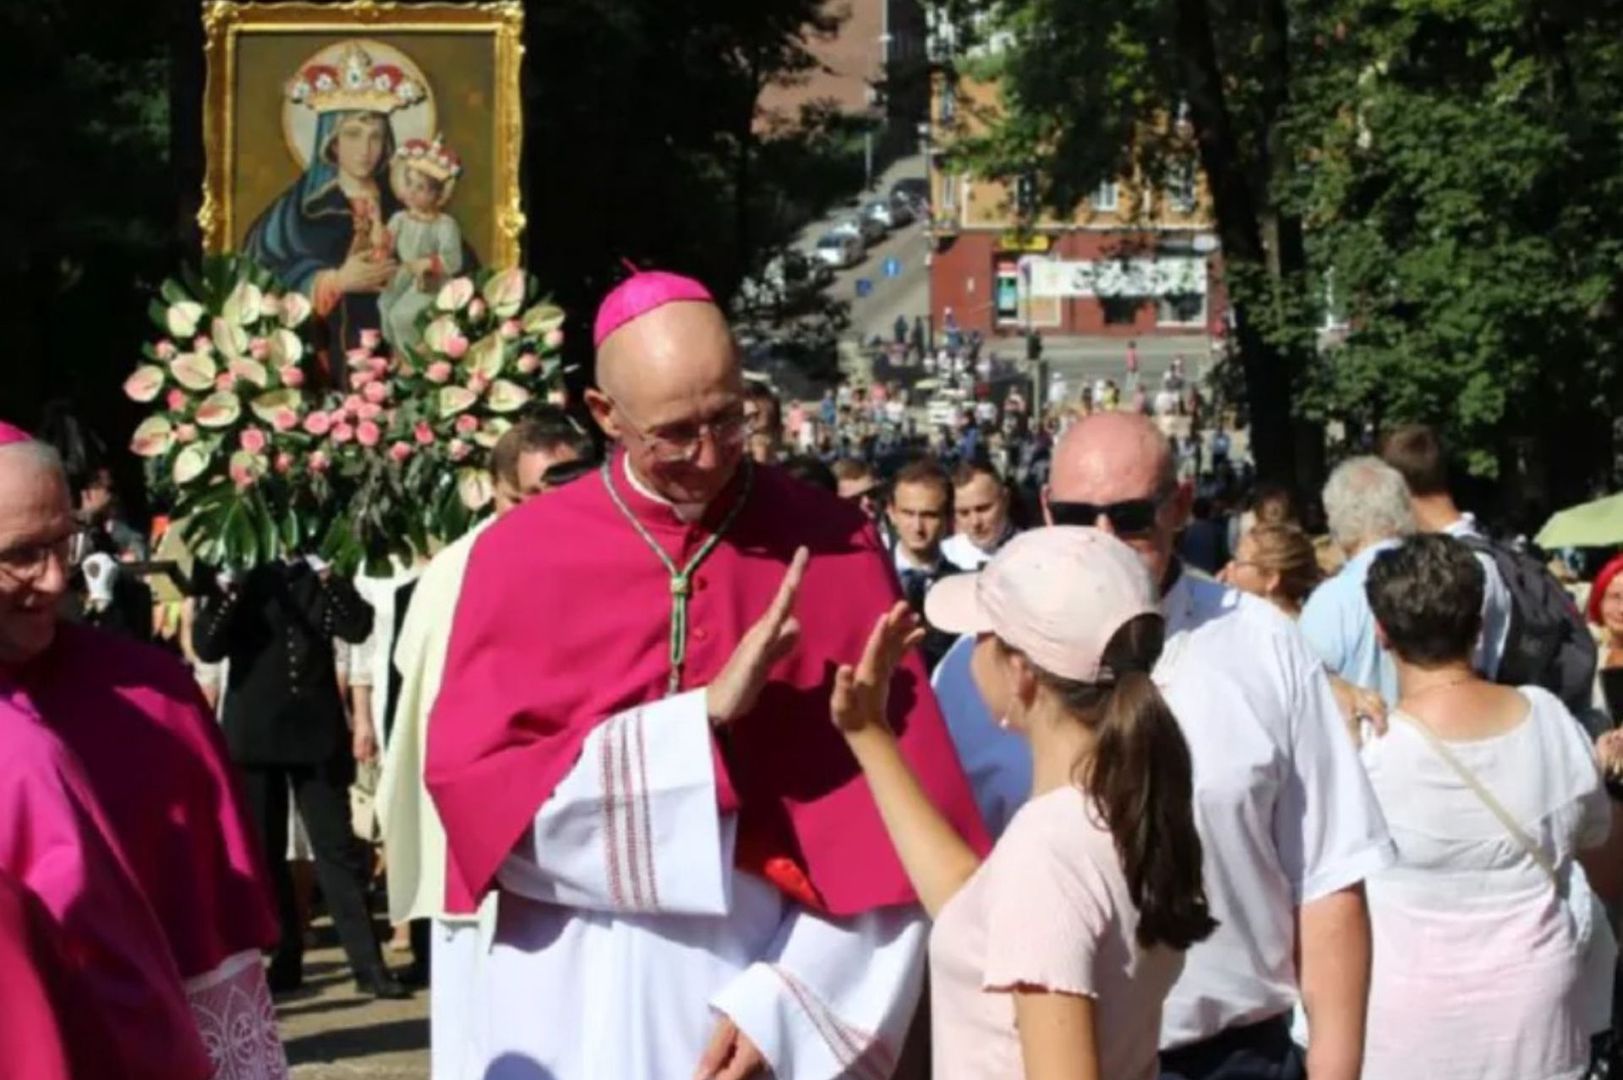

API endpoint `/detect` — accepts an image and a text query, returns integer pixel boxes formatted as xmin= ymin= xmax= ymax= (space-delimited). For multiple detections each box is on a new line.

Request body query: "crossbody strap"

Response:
xmin=1393 ymin=710 xmax=1561 ymax=889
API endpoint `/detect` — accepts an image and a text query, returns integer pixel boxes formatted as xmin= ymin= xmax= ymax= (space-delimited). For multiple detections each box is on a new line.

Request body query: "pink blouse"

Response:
xmin=929 ymin=785 xmax=1184 ymax=1079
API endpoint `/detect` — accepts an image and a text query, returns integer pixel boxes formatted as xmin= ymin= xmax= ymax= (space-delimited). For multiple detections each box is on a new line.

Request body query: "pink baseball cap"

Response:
xmin=924 ymin=527 xmax=1157 ymax=683
xmin=592 ymin=269 xmax=716 ymax=348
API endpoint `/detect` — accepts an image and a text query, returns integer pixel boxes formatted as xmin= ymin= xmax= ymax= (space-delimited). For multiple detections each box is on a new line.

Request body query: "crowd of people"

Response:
xmin=5 ymin=266 xmax=1623 ymax=1080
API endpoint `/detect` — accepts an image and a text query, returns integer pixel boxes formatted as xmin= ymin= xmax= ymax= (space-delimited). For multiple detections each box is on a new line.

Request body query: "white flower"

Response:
xmin=166 ymin=301 xmax=205 ymax=339
xmin=314 ymin=73 xmax=335 ymax=92
xmin=436 ymin=277 xmax=476 ymax=313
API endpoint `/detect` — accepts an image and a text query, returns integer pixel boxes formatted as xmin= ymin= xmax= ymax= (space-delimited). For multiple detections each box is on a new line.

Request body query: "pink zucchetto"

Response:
xmin=0 ymin=421 xmax=32 ymax=447
xmin=592 ymin=269 xmax=716 ymax=348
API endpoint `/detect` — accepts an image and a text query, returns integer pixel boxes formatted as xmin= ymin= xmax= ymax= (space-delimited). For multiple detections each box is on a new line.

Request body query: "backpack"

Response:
xmin=1456 ymin=535 xmax=1597 ymax=716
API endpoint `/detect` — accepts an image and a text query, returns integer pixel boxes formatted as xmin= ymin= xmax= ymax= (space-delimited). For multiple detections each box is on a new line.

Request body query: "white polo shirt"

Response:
xmin=1157 ymin=571 xmax=1395 ymax=1050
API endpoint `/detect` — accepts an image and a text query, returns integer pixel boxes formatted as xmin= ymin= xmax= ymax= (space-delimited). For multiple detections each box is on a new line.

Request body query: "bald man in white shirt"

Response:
xmin=1044 ymin=414 xmax=1394 ymax=1080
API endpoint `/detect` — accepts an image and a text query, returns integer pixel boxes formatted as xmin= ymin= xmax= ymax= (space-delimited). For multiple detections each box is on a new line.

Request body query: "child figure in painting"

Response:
xmin=378 ymin=135 xmax=465 ymax=351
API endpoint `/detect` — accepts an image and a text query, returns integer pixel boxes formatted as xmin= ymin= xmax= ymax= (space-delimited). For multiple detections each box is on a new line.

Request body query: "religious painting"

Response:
xmin=200 ymin=1 xmax=524 ymax=359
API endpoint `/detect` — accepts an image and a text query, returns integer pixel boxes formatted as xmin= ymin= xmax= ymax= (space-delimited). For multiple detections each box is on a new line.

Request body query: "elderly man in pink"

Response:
xmin=427 ymin=272 xmax=987 ymax=1079
xmin=0 ymin=422 xmax=286 ymax=1079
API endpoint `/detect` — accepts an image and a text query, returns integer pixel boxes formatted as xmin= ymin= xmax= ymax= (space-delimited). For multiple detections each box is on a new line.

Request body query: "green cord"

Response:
xmin=602 ymin=459 xmax=756 ymax=693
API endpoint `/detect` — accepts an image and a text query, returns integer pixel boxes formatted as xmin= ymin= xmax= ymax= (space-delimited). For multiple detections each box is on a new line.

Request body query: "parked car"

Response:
xmin=891 ymin=177 xmax=930 ymax=213
xmin=863 ymin=197 xmax=913 ymax=229
xmin=737 ymin=250 xmax=834 ymax=310
xmin=832 ymin=214 xmax=886 ymax=247
xmin=812 ymin=231 xmax=863 ymax=269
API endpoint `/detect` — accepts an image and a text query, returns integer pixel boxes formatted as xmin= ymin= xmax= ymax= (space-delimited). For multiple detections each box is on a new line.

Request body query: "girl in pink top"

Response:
xmin=832 ymin=527 xmax=1216 ymax=1080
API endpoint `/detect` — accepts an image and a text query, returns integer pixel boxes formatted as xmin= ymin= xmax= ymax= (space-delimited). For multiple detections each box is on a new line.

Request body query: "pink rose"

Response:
xmin=468 ymin=298 xmax=488 ymax=322
xmin=331 ymin=423 xmax=355 ymax=444
xmin=357 ymin=402 xmax=383 ymax=422
xmin=445 ymin=334 xmax=470 ymax=360
xmin=500 ymin=318 xmax=522 ymax=340
xmin=193 ymin=335 xmax=214 ymax=354
xmin=360 ymin=328 xmax=382 ymax=350
xmin=349 ymin=370 xmax=375 ymax=390
xmin=279 ymin=366 xmax=305 ymax=388
xmin=368 ymin=357 xmax=389 ymax=376
xmin=175 ymin=423 xmax=198 ymax=444
xmin=239 ymin=428 xmax=268 ymax=454
xmin=249 ymin=338 xmax=270 ymax=360
xmin=426 ymin=361 xmax=453 ymax=384
xmin=468 ymin=374 xmax=490 ymax=395
xmin=215 ymin=372 xmax=237 ymax=391
xmin=363 ymin=381 xmax=388 ymax=404
xmin=274 ymin=452 xmax=293 ymax=474
xmin=303 ymin=411 xmax=331 ymax=437
xmin=356 ymin=420 xmax=381 ymax=448
xmin=166 ymin=389 xmax=188 ymax=411
xmin=448 ymin=439 xmax=471 ymax=461
xmin=454 ymin=414 xmax=479 ymax=435
xmin=346 ymin=348 xmax=373 ymax=369
xmin=515 ymin=352 xmax=540 ymax=375
xmin=272 ymin=408 xmax=298 ymax=432
xmin=414 ymin=421 xmax=435 ymax=445
xmin=388 ymin=441 xmax=413 ymax=464
xmin=155 ymin=339 xmax=178 ymax=360
xmin=230 ymin=463 xmax=255 ymax=490
xmin=543 ymin=328 xmax=565 ymax=350
xmin=308 ymin=450 xmax=330 ymax=473
xmin=343 ymin=394 xmax=364 ymax=416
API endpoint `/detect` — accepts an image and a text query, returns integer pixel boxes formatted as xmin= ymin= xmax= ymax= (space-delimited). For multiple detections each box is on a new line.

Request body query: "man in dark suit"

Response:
xmin=193 ymin=554 xmax=406 ymax=999
xmin=885 ymin=456 xmax=962 ymax=672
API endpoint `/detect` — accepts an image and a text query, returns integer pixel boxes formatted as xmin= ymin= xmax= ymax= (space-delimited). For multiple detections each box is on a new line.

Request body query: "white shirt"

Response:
xmin=1156 ymin=572 xmax=1395 ymax=1049
xmin=350 ymin=562 xmax=423 ymax=748
xmin=1443 ymin=514 xmax=1512 ymax=679
xmin=941 ymin=531 xmax=1003 ymax=572
xmin=1359 ymin=689 xmax=1611 ymax=1079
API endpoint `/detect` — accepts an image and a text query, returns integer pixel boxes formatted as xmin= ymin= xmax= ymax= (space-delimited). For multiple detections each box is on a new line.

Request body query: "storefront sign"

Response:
xmin=1027 ymin=256 xmax=1207 ymax=299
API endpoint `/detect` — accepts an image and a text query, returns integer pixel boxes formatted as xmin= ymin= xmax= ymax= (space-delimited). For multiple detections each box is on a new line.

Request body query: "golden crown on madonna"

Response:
xmin=286 ymin=43 xmax=424 ymax=114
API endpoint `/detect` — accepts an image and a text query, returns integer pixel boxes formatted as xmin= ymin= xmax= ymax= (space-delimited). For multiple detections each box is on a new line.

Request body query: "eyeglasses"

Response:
xmin=0 ymin=532 xmax=74 ymax=585
xmin=1047 ymin=491 xmax=1170 ymax=538
xmin=610 ymin=397 xmax=752 ymax=463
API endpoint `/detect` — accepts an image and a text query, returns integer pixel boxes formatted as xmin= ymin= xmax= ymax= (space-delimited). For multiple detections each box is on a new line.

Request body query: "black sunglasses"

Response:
xmin=1047 ymin=493 xmax=1167 ymax=537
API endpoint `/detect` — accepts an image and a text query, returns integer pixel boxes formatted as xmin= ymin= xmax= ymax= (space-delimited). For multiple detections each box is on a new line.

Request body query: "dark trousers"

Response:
xmin=1159 ymin=1014 xmax=1306 ymax=1080
xmin=239 ymin=756 xmax=385 ymax=980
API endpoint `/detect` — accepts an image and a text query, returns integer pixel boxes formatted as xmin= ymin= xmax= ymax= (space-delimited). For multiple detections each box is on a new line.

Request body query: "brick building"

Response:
xmin=925 ymin=75 xmax=1228 ymax=342
xmin=757 ymin=0 xmax=928 ymax=134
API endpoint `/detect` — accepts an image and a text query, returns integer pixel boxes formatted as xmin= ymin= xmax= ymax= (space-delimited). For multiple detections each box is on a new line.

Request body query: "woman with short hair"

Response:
xmin=1359 ymin=533 xmax=1623 ymax=1080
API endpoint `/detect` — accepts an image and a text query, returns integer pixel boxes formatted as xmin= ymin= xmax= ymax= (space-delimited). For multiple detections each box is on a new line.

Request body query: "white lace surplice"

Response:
xmin=184 ymin=949 xmax=288 ymax=1080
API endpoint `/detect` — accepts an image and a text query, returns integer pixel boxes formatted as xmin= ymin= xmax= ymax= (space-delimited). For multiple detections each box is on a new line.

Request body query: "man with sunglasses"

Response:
xmin=425 ymin=270 xmax=985 ymax=1080
xmin=1045 ymin=412 xmax=1393 ymax=1080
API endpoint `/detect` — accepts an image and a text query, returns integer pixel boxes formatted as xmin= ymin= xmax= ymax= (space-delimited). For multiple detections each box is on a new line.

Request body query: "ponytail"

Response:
xmin=1033 ymin=614 xmax=1217 ymax=951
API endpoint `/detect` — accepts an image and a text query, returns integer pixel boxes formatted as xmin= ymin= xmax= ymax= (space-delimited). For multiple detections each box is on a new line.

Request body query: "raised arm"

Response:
xmin=832 ymin=603 xmax=982 ymax=918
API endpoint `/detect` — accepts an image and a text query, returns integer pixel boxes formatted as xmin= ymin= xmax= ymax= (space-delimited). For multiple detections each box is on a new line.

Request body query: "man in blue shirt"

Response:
xmin=1299 ymin=456 xmax=1417 ymax=703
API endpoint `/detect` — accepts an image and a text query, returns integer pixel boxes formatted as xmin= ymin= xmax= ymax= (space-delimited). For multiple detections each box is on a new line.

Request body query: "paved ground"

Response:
xmin=278 ymin=937 xmax=429 ymax=1080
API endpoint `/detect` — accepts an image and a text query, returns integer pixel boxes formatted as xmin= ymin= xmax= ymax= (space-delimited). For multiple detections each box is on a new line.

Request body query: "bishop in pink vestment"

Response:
xmin=0 ymin=698 xmax=213 ymax=1080
xmin=426 ymin=272 xmax=987 ymax=1079
xmin=0 ymin=431 xmax=285 ymax=1079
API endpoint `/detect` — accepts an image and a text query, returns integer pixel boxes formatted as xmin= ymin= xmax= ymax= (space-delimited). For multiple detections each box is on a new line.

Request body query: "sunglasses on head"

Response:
xmin=1047 ymin=492 xmax=1169 ymax=537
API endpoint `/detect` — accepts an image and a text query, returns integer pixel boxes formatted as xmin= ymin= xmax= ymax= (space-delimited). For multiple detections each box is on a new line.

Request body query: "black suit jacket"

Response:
xmin=891 ymin=545 xmax=963 ymax=674
xmin=192 ymin=560 xmax=374 ymax=766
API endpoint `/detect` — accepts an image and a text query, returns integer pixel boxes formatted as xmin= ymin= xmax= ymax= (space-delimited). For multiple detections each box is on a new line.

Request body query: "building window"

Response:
xmin=1166 ymin=161 xmax=1197 ymax=214
xmin=1091 ymin=180 xmax=1119 ymax=212
xmin=1157 ymin=292 xmax=1207 ymax=326
xmin=1102 ymin=297 xmax=1142 ymax=325
xmin=940 ymin=171 xmax=958 ymax=212
xmin=995 ymin=259 xmax=1021 ymax=324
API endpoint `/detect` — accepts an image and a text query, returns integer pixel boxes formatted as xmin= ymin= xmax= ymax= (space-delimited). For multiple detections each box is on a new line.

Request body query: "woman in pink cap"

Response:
xmin=832 ymin=526 xmax=1216 ymax=1080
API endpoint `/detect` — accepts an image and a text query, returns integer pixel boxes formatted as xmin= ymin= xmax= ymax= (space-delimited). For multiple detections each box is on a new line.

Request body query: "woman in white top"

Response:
xmin=1359 ymin=534 xmax=1623 ymax=1080
xmin=830 ymin=527 xmax=1216 ymax=1080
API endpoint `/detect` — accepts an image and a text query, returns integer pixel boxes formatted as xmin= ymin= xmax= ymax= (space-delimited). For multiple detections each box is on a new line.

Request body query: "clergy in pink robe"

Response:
xmin=0 ymin=698 xmax=213 ymax=1080
xmin=0 ymin=869 xmax=87 ymax=1080
xmin=0 ymin=433 xmax=285 ymax=1079
xmin=427 ymin=271 xmax=988 ymax=1079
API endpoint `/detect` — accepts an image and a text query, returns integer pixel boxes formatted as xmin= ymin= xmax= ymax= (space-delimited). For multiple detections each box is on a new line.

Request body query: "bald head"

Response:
xmin=595 ymin=300 xmax=741 ymax=409
xmin=0 ymin=440 xmax=75 ymax=666
xmin=1047 ymin=412 xmax=1185 ymax=587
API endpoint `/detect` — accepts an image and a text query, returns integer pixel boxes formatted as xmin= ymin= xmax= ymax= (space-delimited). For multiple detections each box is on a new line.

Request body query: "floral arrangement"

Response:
xmin=127 ymin=254 xmax=567 ymax=573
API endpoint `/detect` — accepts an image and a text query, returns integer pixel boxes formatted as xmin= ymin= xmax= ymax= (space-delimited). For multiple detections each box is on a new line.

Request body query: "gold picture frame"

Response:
xmin=200 ymin=0 xmax=525 ymax=271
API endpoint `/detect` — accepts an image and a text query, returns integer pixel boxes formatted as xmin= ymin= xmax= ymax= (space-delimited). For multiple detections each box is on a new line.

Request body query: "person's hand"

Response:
xmin=705 ymin=547 xmax=808 ymax=728
xmin=352 ymin=719 xmax=378 ymax=765
xmin=693 ymin=1015 xmax=765 ymax=1080
xmin=831 ymin=601 xmax=925 ymax=739
xmin=1328 ymin=673 xmax=1387 ymax=745
xmin=1596 ymin=729 xmax=1623 ymax=781
xmin=335 ymin=249 xmax=397 ymax=293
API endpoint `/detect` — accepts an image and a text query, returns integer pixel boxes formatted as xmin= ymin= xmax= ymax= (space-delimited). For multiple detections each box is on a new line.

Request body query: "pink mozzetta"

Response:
xmin=592 ymin=270 xmax=716 ymax=348
xmin=0 ymin=420 xmax=32 ymax=446
xmin=427 ymin=450 xmax=991 ymax=915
